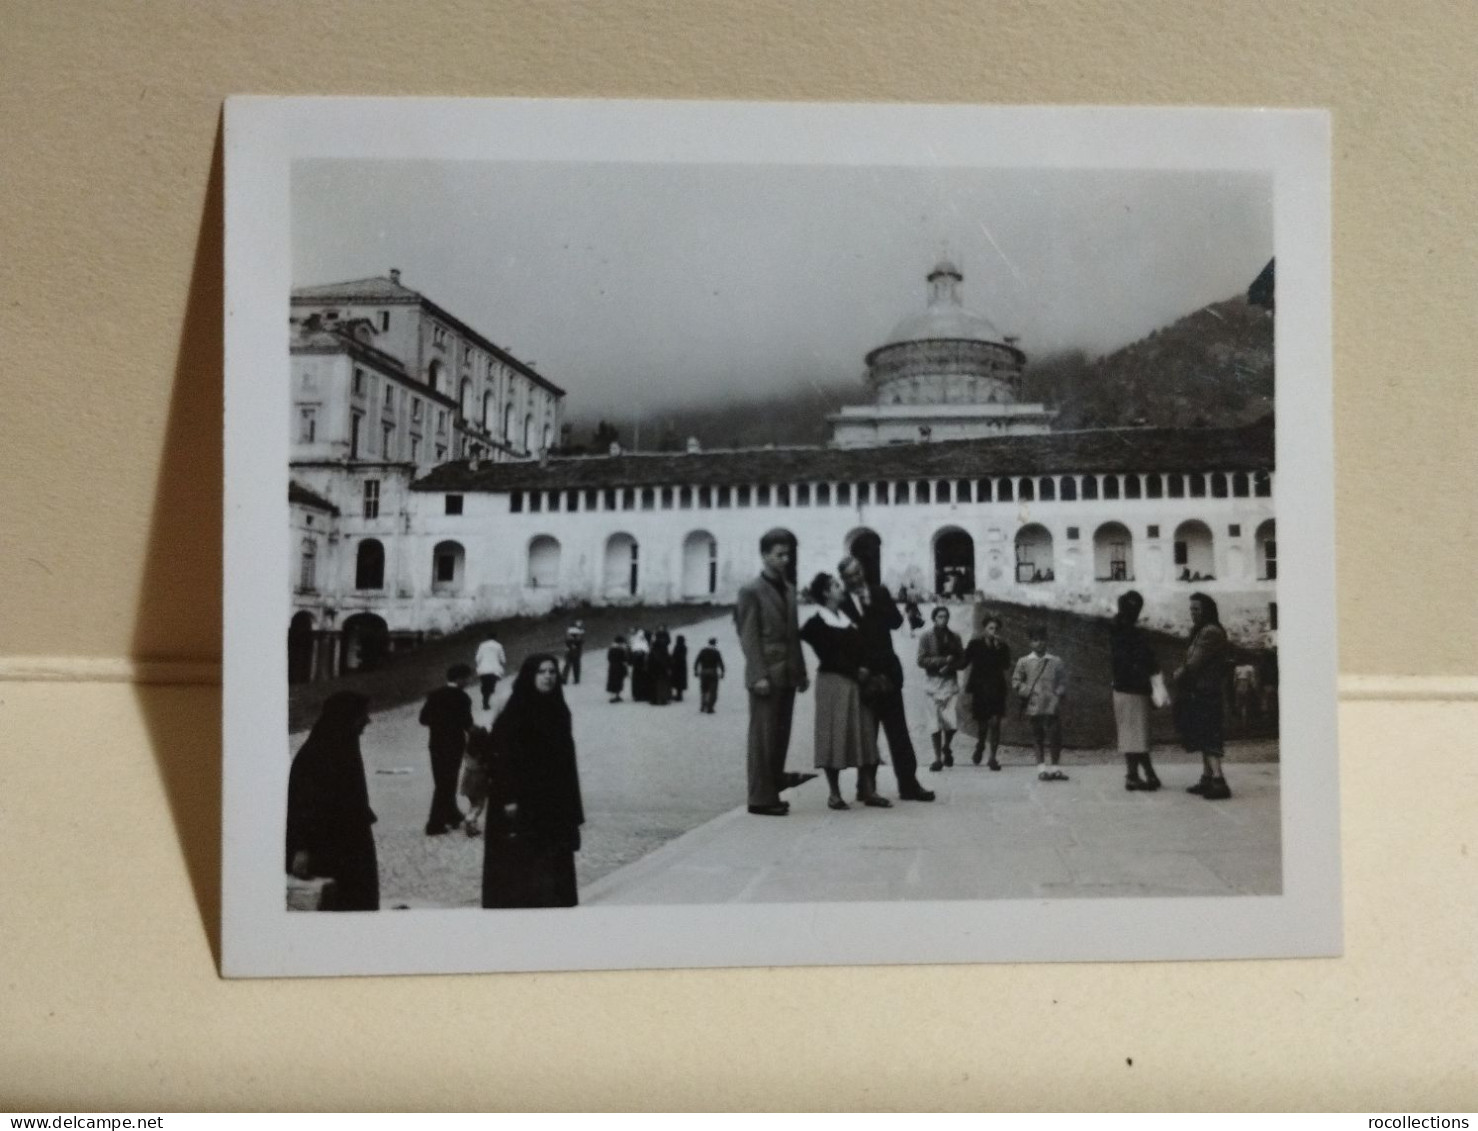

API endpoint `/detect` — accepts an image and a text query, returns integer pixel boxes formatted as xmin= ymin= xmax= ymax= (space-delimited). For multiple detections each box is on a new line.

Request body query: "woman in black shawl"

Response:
xmin=1175 ymin=592 xmax=1233 ymax=800
xmin=286 ymin=691 xmax=379 ymax=911
xmin=670 ymin=635 xmax=690 ymax=702
xmin=482 ymin=653 xmax=586 ymax=908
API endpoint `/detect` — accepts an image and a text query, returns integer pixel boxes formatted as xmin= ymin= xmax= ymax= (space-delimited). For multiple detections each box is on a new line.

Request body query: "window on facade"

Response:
xmin=603 ymin=488 xmax=617 ymax=510
xmin=504 ymin=404 xmax=515 ymax=443
xmin=523 ymin=415 xmax=533 ymax=452
xmin=836 ymin=483 xmax=851 ymax=505
xmin=353 ymin=367 xmax=367 ymax=396
xmin=379 ymin=310 xmax=390 ymax=331
xmin=660 ymin=487 xmax=673 ymax=510
xmin=529 ymin=492 xmax=543 ymax=513
xmin=566 ymin=489 xmax=580 ymax=512
xmin=935 ymin=480 xmax=952 ymax=504
xmin=298 ymin=539 xmax=317 ymax=591
xmin=856 ymin=483 xmax=870 ymax=505
xmin=1082 ymin=475 xmax=1098 ymax=500
xmin=432 ymin=325 xmax=447 ymax=347
xmin=1019 ymin=478 xmax=1035 ymax=502
xmin=1168 ymin=474 xmax=1185 ymax=498
xmin=679 ymin=486 xmax=692 ymax=509
xmin=640 ymin=488 xmax=655 ymax=511
xmin=1104 ymin=476 xmax=1120 ymax=500
xmin=976 ymin=479 xmax=993 ymax=503
xmin=434 ymin=548 xmax=457 ymax=583
xmin=1253 ymin=471 xmax=1272 ymax=497
xmin=776 ymin=484 xmax=790 ymax=507
xmin=1189 ymin=473 xmax=1207 ymax=498
xmin=1232 ymin=472 xmax=1250 ymax=497
xmin=350 ymin=413 xmax=363 ymax=459
xmin=410 ymin=436 xmax=421 ymax=462
xmin=815 ymin=483 xmax=830 ymax=506
xmin=697 ymin=486 xmax=711 ymax=508
xmin=717 ymin=486 xmax=732 ymax=508
xmin=1174 ymin=541 xmax=1189 ymax=566
xmin=445 ymin=494 xmax=464 ymax=516
xmin=737 ymin=485 xmax=751 ymax=508
xmin=411 ymin=399 xmax=423 ymax=422
xmin=1228 ymin=524 xmax=1241 ymax=537
xmin=383 ymin=384 xmax=395 ymax=410
xmin=1146 ymin=473 xmax=1163 ymax=499
xmin=435 ymin=444 xmax=446 ymax=462
xmin=382 ymin=424 xmax=394 ymax=459
xmin=362 ymin=479 xmax=380 ymax=519
xmin=796 ymin=483 xmax=810 ymax=506
xmin=1059 ymin=476 xmax=1077 ymax=501
xmin=1147 ymin=524 xmax=1160 ymax=538
xmin=1264 ymin=540 xmax=1278 ymax=581
xmin=1125 ymin=474 xmax=1142 ymax=499
xmin=355 ymin=539 xmax=385 ymax=590
xmin=1269 ymin=601 xmax=1278 ymax=630
xmin=585 ymin=488 xmax=599 ymax=510
xmin=622 ymin=488 xmax=636 ymax=511
xmin=1039 ymin=477 xmax=1056 ymax=502
xmin=895 ymin=481 xmax=911 ymax=504
xmin=997 ymin=478 xmax=1013 ymax=502
xmin=1212 ymin=473 xmax=1229 ymax=499
xmin=510 ymin=491 xmax=523 ymax=513
xmin=298 ymin=407 xmax=317 ymax=443
xmin=955 ymin=479 xmax=972 ymax=503
xmin=483 ymin=392 xmax=494 ymax=432
xmin=547 ymin=490 xmax=560 ymax=512
xmin=1066 ymin=526 xmax=1080 ymax=540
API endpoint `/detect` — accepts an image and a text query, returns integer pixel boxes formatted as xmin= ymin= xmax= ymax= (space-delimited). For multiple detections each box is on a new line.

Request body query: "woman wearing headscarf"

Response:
xmin=649 ymin=631 xmax=673 ymax=705
xmin=1109 ymin=590 xmax=1162 ymax=792
xmin=1175 ymin=592 xmax=1233 ymax=800
xmin=482 ymin=654 xmax=586 ymax=908
xmin=670 ymin=635 xmax=690 ymax=703
xmin=628 ymin=627 xmax=651 ymax=702
xmin=799 ymin=571 xmax=889 ymax=810
xmin=286 ymin=691 xmax=379 ymax=911
xmin=606 ymin=634 xmax=630 ymax=702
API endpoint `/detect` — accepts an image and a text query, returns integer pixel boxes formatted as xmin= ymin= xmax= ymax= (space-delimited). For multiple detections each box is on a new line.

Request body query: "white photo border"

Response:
xmin=223 ymin=98 xmax=1337 ymax=977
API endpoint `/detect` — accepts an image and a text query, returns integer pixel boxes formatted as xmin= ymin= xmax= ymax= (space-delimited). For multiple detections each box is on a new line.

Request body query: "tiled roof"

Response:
xmin=291 ymin=276 xmax=422 ymax=303
xmin=289 ymin=480 xmax=339 ymax=514
xmin=413 ymin=416 xmax=1274 ymax=494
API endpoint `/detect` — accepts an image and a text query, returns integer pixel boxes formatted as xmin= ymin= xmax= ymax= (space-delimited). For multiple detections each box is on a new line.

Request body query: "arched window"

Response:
xmin=1014 ymin=524 xmax=1054 ymax=583
xmin=527 ymin=535 xmax=561 ymax=588
xmin=355 ymin=538 xmax=385 ymax=590
xmin=427 ymin=359 xmax=445 ymax=395
xmin=341 ymin=613 xmax=388 ymax=674
xmin=523 ymin=414 xmax=534 ymax=453
xmin=1172 ymin=520 xmax=1215 ymax=581
xmin=1256 ymin=519 xmax=1277 ymax=581
xmin=503 ymin=403 xmax=515 ymax=444
xmin=542 ymin=423 xmax=552 ymax=453
xmin=431 ymin=540 xmax=465 ymax=593
xmin=933 ymin=527 xmax=975 ymax=596
xmin=482 ymin=391 xmax=494 ymax=432
xmin=1093 ymin=522 xmax=1134 ymax=582
xmin=604 ymin=533 xmax=639 ymax=597
xmin=682 ymin=531 xmax=718 ymax=597
xmin=298 ymin=538 xmax=317 ymax=592
xmin=459 ymin=377 xmax=473 ymax=419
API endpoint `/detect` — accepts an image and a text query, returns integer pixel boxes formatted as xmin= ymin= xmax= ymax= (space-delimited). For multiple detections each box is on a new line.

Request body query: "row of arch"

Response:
xmin=425 ymin=358 xmax=553 ymax=455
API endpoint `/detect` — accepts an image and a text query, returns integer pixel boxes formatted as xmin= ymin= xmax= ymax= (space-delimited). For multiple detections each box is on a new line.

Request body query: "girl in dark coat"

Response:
xmin=606 ymin=635 xmax=629 ymax=702
xmin=670 ymin=635 xmax=689 ymax=702
xmin=1175 ymin=592 xmax=1233 ymax=801
xmin=286 ymin=691 xmax=379 ymax=911
xmin=649 ymin=634 xmax=673 ymax=705
xmin=1109 ymin=590 xmax=1162 ymax=791
xmin=482 ymin=654 xmax=586 ymax=908
xmin=962 ymin=614 xmax=1011 ymax=770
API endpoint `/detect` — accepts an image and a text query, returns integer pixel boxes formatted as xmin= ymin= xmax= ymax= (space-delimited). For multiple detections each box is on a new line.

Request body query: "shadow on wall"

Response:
xmin=129 ymin=117 xmax=224 ymax=966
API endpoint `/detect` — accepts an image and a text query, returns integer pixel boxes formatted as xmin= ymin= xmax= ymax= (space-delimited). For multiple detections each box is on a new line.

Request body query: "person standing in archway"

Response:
xmin=735 ymin=530 xmax=809 ymax=816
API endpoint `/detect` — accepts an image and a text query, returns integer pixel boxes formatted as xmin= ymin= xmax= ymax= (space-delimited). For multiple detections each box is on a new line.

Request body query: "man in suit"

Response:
xmin=735 ymin=529 xmax=809 ymax=816
xmin=838 ymin=555 xmax=936 ymax=802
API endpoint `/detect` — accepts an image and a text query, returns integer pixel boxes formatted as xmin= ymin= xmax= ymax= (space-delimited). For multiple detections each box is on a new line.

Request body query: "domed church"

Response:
xmin=828 ymin=260 xmax=1056 ymax=448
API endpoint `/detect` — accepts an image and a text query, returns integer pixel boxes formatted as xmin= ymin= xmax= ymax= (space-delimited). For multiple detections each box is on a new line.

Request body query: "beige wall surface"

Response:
xmin=2 ymin=0 xmax=1475 ymax=676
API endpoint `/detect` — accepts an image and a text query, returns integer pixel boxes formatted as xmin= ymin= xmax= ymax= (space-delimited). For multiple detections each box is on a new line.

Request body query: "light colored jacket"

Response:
xmin=735 ymin=573 xmax=807 ymax=690
xmin=1012 ymin=651 xmax=1068 ymax=716
xmin=475 ymin=639 xmax=506 ymax=678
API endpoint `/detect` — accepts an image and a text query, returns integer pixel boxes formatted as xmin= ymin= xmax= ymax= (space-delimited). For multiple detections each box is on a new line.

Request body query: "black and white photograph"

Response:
xmin=223 ymin=99 xmax=1337 ymax=976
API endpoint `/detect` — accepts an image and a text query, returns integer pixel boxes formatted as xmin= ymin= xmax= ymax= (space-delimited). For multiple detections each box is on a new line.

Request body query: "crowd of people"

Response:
xmin=287 ymin=527 xmax=1258 ymax=912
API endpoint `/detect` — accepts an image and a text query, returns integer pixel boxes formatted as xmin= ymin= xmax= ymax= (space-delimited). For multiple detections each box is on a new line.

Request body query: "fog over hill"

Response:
xmin=564 ymin=293 xmax=1274 ymax=452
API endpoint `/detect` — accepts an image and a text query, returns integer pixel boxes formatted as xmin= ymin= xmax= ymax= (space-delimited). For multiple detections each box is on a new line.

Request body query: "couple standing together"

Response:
xmin=735 ymin=529 xmax=937 ymax=816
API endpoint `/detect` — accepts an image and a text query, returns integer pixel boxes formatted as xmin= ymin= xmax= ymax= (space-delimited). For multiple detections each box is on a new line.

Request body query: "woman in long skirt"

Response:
xmin=482 ymin=654 xmax=586 ymax=908
xmin=670 ymin=635 xmax=689 ymax=702
xmin=799 ymin=572 xmax=888 ymax=810
xmin=1175 ymin=592 xmax=1233 ymax=801
xmin=1109 ymin=590 xmax=1162 ymax=791
xmin=605 ymin=635 xmax=629 ymax=702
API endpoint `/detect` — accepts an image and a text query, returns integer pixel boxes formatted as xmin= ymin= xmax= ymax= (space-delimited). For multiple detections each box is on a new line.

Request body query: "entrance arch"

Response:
xmin=341 ymin=613 xmax=388 ymax=673
xmin=288 ymin=611 xmax=315 ymax=684
xmin=1093 ymin=522 xmax=1134 ymax=582
xmin=682 ymin=530 xmax=718 ymax=598
xmin=1173 ymin=520 xmax=1215 ymax=581
xmin=604 ymin=533 xmax=639 ymax=597
xmin=1014 ymin=524 xmax=1054 ymax=583
xmin=847 ymin=528 xmax=882 ymax=587
xmin=933 ymin=527 xmax=975 ymax=597
xmin=527 ymin=535 xmax=561 ymax=588
xmin=1256 ymin=519 xmax=1276 ymax=580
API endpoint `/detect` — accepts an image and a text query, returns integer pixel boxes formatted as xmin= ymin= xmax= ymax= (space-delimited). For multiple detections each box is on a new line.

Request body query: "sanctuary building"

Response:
xmin=288 ymin=265 xmax=1276 ymax=683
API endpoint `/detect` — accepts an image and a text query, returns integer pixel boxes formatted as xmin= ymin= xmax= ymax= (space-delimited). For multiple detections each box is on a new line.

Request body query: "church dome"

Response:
xmin=879 ymin=261 xmax=1007 ymax=348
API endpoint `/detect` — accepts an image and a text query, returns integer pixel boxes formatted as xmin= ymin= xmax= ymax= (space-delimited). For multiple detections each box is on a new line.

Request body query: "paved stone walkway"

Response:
xmin=292 ymin=607 xmax=1280 ymax=907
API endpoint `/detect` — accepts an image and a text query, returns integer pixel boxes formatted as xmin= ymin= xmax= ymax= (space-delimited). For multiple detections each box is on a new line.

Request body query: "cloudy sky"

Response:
xmin=292 ymin=160 xmax=1271 ymax=420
